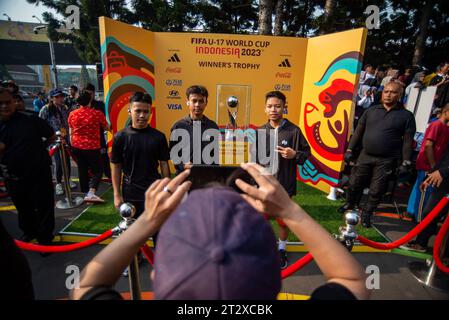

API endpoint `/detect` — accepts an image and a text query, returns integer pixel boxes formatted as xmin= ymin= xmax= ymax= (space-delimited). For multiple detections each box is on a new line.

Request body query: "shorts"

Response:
xmin=263 ymin=213 xmax=287 ymax=228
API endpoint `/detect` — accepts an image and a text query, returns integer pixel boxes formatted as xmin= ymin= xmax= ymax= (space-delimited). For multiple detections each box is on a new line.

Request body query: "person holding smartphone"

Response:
xmin=256 ymin=90 xmax=311 ymax=269
xmin=71 ymin=164 xmax=369 ymax=300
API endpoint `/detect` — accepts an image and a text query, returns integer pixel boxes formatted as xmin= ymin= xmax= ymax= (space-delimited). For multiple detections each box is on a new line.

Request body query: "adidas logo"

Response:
xmin=278 ymin=59 xmax=291 ymax=67
xmin=168 ymin=53 xmax=181 ymax=62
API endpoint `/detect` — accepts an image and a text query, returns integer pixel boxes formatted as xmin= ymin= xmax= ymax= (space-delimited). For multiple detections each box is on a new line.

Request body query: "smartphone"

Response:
xmin=188 ymin=165 xmax=257 ymax=193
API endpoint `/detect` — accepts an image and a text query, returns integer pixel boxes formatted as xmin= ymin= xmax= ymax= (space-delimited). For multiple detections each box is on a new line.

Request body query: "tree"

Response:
xmin=26 ymin=0 xmax=135 ymax=64
xmin=283 ymin=0 xmax=319 ymax=37
xmin=273 ymin=0 xmax=284 ymax=36
xmin=258 ymin=0 xmax=273 ymax=35
xmin=320 ymin=0 xmax=335 ymax=34
xmin=412 ymin=0 xmax=433 ymax=65
xmin=79 ymin=64 xmax=89 ymax=89
xmin=28 ymin=0 xmax=449 ymax=70
xmin=196 ymin=0 xmax=258 ymax=34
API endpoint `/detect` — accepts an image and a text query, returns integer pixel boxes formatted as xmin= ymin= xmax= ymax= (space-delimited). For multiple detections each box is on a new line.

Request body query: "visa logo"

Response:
xmin=168 ymin=104 xmax=182 ymax=110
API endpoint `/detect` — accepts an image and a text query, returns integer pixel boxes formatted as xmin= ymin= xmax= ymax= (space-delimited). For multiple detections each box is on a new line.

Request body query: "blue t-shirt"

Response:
xmin=33 ymin=98 xmax=46 ymax=113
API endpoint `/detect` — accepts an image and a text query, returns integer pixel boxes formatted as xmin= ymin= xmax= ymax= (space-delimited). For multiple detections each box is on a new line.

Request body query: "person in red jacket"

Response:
xmin=68 ymin=90 xmax=111 ymax=203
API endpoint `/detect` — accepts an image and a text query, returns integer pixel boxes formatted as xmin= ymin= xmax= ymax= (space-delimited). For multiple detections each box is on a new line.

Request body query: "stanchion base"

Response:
xmin=409 ymin=261 xmax=449 ymax=293
xmin=56 ymin=196 xmax=84 ymax=210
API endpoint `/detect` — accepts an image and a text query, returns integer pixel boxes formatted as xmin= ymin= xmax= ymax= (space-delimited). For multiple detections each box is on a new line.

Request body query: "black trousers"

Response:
xmin=100 ymin=149 xmax=111 ymax=179
xmin=72 ymin=148 xmax=103 ymax=193
xmin=6 ymin=166 xmax=55 ymax=243
xmin=346 ymin=150 xmax=397 ymax=212
xmin=53 ymin=147 xmax=71 ymax=184
xmin=416 ymin=180 xmax=449 ymax=257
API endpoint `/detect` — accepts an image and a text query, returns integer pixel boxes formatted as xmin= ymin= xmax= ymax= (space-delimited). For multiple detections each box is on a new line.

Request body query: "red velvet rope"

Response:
xmin=357 ymin=196 xmax=449 ymax=250
xmin=281 ymin=253 xmax=313 ymax=279
xmin=14 ymin=230 xmax=113 ymax=253
xmin=140 ymin=243 xmax=154 ymax=266
xmin=433 ymin=215 xmax=449 ymax=274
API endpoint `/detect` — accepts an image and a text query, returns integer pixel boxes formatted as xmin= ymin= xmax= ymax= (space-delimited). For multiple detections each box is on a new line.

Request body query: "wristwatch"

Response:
xmin=402 ymin=160 xmax=411 ymax=166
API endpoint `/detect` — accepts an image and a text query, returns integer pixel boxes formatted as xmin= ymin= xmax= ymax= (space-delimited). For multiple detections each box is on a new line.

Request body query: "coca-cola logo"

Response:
xmin=166 ymin=67 xmax=182 ymax=73
xmin=275 ymin=72 xmax=292 ymax=78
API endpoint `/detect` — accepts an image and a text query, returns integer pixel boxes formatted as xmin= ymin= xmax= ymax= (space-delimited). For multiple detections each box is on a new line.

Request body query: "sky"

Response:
xmin=0 ymin=0 xmax=62 ymax=23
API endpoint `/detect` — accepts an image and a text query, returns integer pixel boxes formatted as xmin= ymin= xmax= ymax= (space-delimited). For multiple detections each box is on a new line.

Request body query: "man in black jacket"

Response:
xmin=340 ymin=82 xmax=416 ymax=228
xmin=0 ymin=87 xmax=56 ymax=245
xmin=169 ymin=85 xmax=219 ymax=174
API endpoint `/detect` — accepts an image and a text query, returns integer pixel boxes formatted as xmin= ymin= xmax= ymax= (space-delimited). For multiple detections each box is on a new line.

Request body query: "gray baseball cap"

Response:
xmin=153 ymin=187 xmax=281 ymax=300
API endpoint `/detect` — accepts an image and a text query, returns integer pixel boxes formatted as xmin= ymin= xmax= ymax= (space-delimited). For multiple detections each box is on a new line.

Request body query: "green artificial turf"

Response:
xmin=271 ymin=182 xmax=386 ymax=242
xmin=64 ymin=189 xmax=121 ymax=234
xmin=64 ymin=182 xmax=387 ymax=242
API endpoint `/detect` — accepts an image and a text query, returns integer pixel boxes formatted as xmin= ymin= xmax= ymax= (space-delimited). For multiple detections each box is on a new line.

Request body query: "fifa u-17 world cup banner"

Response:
xmin=99 ymin=17 xmax=366 ymax=192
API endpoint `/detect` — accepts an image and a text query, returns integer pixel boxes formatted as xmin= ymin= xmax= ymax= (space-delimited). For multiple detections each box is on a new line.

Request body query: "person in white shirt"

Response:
xmin=357 ymin=85 xmax=375 ymax=110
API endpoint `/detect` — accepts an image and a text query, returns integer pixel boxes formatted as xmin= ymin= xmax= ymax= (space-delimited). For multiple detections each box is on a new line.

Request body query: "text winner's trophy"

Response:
xmin=216 ymin=85 xmax=251 ymax=165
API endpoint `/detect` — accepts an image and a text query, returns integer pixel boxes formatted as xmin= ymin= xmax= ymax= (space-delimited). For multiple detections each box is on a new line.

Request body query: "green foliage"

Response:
xmin=79 ymin=64 xmax=90 ymax=89
xmin=27 ymin=0 xmax=449 ymax=69
xmin=196 ymin=0 xmax=258 ymax=34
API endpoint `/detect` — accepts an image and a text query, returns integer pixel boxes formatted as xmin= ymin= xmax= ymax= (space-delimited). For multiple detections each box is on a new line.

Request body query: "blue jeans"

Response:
xmin=407 ymin=170 xmax=433 ymax=221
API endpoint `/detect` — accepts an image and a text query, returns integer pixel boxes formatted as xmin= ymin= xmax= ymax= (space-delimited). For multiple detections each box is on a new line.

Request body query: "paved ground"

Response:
xmin=1 ymin=163 xmax=449 ymax=300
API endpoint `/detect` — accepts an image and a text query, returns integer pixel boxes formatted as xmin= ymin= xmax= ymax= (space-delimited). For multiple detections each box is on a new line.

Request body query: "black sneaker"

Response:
xmin=361 ymin=211 xmax=372 ymax=228
xmin=279 ymin=249 xmax=288 ymax=270
xmin=337 ymin=203 xmax=354 ymax=214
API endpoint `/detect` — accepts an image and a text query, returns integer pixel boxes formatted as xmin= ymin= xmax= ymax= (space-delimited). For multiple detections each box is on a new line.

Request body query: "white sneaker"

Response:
xmin=83 ymin=194 xmax=105 ymax=203
xmin=69 ymin=180 xmax=77 ymax=189
xmin=122 ymin=267 xmax=129 ymax=277
xmin=55 ymin=183 xmax=64 ymax=195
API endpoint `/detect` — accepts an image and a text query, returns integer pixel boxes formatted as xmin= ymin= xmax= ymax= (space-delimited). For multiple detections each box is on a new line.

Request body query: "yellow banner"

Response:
xmin=99 ymin=17 xmax=366 ymax=191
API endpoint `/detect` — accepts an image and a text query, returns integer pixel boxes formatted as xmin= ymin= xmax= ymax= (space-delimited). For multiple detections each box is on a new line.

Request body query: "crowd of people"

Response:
xmin=1 ymin=80 xmax=371 ymax=300
xmin=354 ymin=63 xmax=449 ymax=125
xmin=1 ymin=60 xmax=449 ymax=299
xmin=347 ymin=61 xmax=449 ymax=253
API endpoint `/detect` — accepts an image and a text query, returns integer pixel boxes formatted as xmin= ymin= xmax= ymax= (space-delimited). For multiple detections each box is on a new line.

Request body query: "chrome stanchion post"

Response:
xmin=117 ymin=203 xmax=142 ymax=300
xmin=337 ymin=210 xmax=360 ymax=251
xmin=409 ymin=216 xmax=449 ymax=293
xmin=60 ymin=134 xmax=72 ymax=202
xmin=55 ymin=131 xmax=84 ymax=209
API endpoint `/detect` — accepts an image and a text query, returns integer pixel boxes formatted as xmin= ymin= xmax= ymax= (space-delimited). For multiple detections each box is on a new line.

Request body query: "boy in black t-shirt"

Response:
xmin=111 ymin=92 xmax=170 ymax=276
xmin=111 ymin=91 xmax=170 ymax=223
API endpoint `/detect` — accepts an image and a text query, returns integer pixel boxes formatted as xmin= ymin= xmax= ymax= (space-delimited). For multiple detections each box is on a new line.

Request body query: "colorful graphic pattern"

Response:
xmin=299 ymin=51 xmax=363 ymax=187
xmin=101 ymin=36 xmax=156 ymax=135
